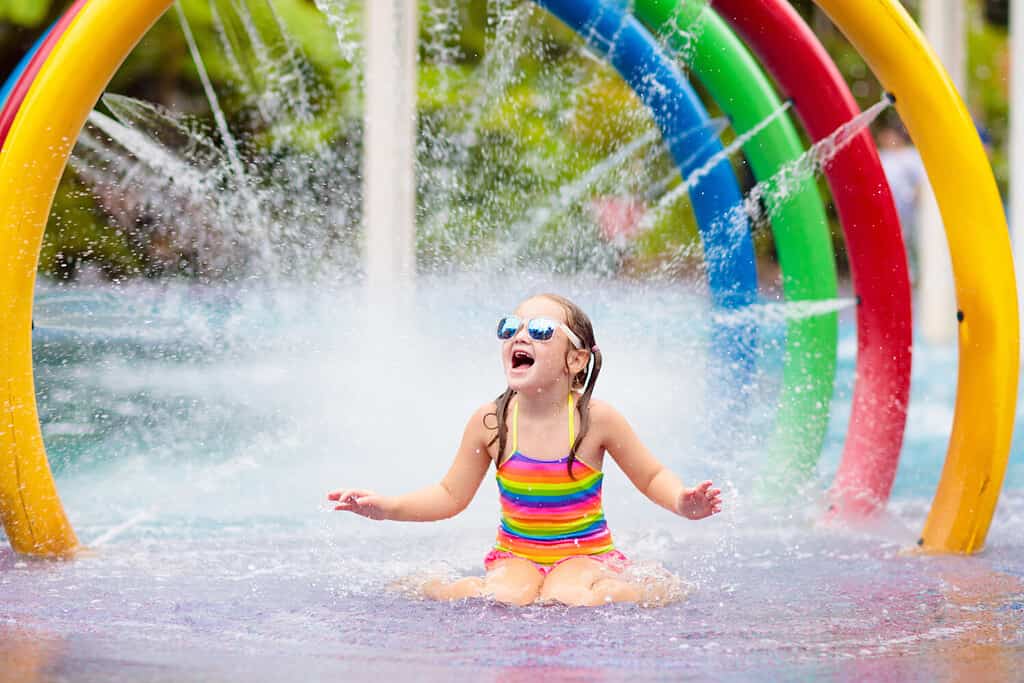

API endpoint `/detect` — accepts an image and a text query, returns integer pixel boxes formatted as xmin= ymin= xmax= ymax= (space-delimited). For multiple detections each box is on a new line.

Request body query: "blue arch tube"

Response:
xmin=532 ymin=0 xmax=758 ymax=371
xmin=6 ymin=5 xmax=759 ymax=377
xmin=0 ymin=23 xmax=55 ymax=109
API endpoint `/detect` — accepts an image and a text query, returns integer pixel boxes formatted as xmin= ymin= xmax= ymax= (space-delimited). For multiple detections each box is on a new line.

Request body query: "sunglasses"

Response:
xmin=497 ymin=315 xmax=584 ymax=349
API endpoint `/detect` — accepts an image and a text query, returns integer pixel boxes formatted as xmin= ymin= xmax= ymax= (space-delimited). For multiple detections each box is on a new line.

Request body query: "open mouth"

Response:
xmin=511 ymin=350 xmax=535 ymax=370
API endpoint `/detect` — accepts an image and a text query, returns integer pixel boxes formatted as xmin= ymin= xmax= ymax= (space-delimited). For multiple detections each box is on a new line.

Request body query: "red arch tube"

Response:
xmin=712 ymin=0 xmax=913 ymax=517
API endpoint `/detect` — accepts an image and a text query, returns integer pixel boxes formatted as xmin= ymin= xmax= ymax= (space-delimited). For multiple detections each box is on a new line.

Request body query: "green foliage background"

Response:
xmin=0 ymin=0 xmax=1012 ymax=281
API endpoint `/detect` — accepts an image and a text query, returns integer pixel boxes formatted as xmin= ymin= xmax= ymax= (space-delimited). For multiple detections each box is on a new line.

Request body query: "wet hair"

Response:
xmin=486 ymin=293 xmax=603 ymax=478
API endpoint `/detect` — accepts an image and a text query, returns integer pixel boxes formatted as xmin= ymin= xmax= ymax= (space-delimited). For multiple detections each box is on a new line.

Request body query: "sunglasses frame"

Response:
xmin=497 ymin=315 xmax=584 ymax=350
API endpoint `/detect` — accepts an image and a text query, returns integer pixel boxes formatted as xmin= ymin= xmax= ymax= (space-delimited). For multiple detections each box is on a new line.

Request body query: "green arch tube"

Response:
xmin=633 ymin=0 xmax=840 ymax=488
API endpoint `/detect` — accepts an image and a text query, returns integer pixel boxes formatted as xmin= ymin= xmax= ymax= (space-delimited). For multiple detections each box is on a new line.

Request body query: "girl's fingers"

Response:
xmin=334 ymin=498 xmax=373 ymax=512
xmin=330 ymin=489 xmax=370 ymax=511
xmin=328 ymin=488 xmax=376 ymax=502
xmin=333 ymin=497 xmax=358 ymax=510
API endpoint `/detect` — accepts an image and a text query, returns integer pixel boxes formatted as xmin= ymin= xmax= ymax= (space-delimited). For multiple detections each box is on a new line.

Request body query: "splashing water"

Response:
xmin=8 ymin=275 xmax=1024 ymax=680
xmin=72 ymin=1 xmax=362 ymax=280
xmin=639 ymin=98 xmax=795 ymax=233
xmin=175 ymin=0 xmax=245 ymax=179
xmin=479 ymin=117 xmax=730 ymax=268
xmin=654 ymin=0 xmax=713 ymax=69
xmin=209 ymin=0 xmax=321 ymax=126
xmin=742 ymin=94 xmax=896 ymax=230
xmin=658 ymin=94 xmax=894 ymax=271
xmin=710 ymin=297 xmax=858 ymax=327
xmin=421 ymin=0 xmax=464 ymax=96
xmin=9 ymin=0 xmax=1024 ymax=674
xmin=66 ymin=0 xmax=819 ymax=285
xmin=311 ymin=0 xmax=362 ymax=93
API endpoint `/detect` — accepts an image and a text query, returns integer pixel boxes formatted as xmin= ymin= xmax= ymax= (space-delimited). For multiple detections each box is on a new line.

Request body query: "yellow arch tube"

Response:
xmin=0 ymin=0 xmax=172 ymax=556
xmin=0 ymin=0 xmax=1016 ymax=557
xmin=813 ymin=0 xmax=1019 ymax=553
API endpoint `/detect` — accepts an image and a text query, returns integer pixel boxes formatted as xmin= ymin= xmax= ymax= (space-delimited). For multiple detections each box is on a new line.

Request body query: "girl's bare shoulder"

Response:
xmin=586 ymin=398 xmax=623 ymax=422
xmin=585 ymin=398 xmax=630 ymax=438
xmin=465 ymin=400 xmax=501 ymax=446
xmin=475 ymin=398 xmax=501 ymax=416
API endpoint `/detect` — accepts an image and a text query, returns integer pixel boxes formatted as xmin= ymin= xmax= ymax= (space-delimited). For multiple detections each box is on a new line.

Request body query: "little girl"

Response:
xmin=328 ymin=293 xmax=722 ymax=607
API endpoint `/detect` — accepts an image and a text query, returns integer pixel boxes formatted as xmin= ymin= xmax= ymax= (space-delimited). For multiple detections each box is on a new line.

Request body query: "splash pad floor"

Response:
xmin=2 ymin=519 xmax=1023 ymax=681
xmin=2 ymin=279 xmax=1023 ymax=680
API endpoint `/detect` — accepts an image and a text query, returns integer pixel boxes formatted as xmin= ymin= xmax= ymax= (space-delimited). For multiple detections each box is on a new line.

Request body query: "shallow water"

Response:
xmin=2 ymin=275 xmax=1022 ymax=681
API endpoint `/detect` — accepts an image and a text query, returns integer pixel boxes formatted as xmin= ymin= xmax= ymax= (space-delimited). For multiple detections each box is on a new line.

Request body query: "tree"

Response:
xmin=0 ymin=0 xmax=56 ymax=27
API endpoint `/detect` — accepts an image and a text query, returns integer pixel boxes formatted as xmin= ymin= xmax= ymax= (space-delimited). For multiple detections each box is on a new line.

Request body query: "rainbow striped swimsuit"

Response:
xmin=491 ymin=395 xmax=617 ymax=566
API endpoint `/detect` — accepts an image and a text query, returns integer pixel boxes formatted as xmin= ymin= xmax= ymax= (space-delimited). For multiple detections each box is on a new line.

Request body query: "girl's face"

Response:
xmin=501 ymin=297 xmax=587 ymax=394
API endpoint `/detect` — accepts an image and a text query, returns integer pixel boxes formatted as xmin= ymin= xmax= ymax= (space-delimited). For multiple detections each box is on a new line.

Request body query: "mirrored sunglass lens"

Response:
xmin=497 ymin=317 xmax=520 ymax=339
xmin=527 ymin=319 xmax=556 ymax=341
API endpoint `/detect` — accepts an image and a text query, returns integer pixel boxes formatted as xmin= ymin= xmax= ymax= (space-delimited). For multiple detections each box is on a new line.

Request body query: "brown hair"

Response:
xmin=486 ymin=294 xmax=603 ymax=478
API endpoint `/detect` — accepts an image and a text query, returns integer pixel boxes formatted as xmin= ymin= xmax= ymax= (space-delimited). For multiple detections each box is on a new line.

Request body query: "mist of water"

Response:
xmin=657 ymin=94 xmax=894 ymax=272
xmin=71 ymin=1 xmax=362 ymax=280
xmin=14 ymin=4 xmax=1024 ymax=677
xmin=639 ymin=98 xmax=794 ymax=232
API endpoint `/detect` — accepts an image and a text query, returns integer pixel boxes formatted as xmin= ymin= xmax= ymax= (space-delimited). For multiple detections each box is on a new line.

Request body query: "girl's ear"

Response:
xmin=567 ymin=348 xmax=590 ymax=376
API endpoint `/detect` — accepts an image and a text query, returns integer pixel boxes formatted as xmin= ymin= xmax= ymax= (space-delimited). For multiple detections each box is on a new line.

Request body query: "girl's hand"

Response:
xmin=676 ymin=481 xmax=722 ymax=520
xmin=327 ymin=489 xmax=392 ymax=520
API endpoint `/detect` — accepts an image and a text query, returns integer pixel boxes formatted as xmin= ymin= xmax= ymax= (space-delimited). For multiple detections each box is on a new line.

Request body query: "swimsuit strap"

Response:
xmin=510 ymin=394 xmax=575 ymax=456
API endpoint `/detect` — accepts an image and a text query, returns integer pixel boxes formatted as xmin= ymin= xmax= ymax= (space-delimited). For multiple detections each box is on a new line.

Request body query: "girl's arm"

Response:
xmin=327 ymin=403 xmax=495 ymax=522
xmin=596 ymin=401 xmax=722 ymax=519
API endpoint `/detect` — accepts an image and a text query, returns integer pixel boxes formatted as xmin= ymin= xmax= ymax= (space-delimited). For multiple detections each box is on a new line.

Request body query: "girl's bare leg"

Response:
xmin=422 ymin=558 xmax=543 ymax=606
xmin=481 ymin=558 xmax=544 ymax=606
xmin=422 ymin=576 xmax=486 ymax=601
xmin=589 ymin=577 xmax=644 ymax=604
xmin=539 ymin=558 xmax=614 ymax=606
xmin=540 ymin=557 xmax=663 ymax=606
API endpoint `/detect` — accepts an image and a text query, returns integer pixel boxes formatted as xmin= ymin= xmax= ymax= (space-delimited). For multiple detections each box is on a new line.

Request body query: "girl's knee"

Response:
xmin=539 ymin=560 xmax=603 ymax=605
xmin=542 ymin=558 xmax=607 ymax=588
xmin=486 ymin=579 xmax=541 ymax=606
xmin=540 ymin=559 xmax=638 ymax=606
xmin=484 ymin=559 xmax=544 ymax=606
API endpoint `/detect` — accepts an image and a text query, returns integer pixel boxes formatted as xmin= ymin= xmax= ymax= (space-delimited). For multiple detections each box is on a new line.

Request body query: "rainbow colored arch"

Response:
xmin=0 ymin=0 xmax=1016 ymax=557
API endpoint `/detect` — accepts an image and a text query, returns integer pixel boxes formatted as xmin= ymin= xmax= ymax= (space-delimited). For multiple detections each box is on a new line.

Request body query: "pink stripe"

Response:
xmin=495 ymin=449 xmax=615 ymax=561
xmin=0 ymin=0 xmax=90 ymax=150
